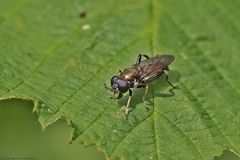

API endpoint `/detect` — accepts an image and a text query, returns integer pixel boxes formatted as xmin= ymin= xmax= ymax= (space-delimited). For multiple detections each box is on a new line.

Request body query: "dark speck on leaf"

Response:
xmin=79 ymin=11 xmax=86 ymax=18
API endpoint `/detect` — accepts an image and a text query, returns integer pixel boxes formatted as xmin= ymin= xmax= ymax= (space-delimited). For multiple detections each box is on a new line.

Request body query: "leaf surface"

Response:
xmin=0 ymin=0 xmax=240 ymax=159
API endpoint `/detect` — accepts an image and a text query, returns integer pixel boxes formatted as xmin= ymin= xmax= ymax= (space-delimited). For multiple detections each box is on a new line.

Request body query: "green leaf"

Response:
xmin=0 ymin=0 xmax=239 ymax=159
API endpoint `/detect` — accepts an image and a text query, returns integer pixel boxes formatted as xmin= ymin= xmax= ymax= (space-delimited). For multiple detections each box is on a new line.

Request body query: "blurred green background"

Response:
xmin=0 ymin=99 xmax=105 ymax=160
xmin=0 ymin=100 xmax=239 ymax=160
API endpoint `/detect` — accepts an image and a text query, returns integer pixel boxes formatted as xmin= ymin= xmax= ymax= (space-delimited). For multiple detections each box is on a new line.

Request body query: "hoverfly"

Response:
xmin=105 ymin=54 xmax=178 ymax=118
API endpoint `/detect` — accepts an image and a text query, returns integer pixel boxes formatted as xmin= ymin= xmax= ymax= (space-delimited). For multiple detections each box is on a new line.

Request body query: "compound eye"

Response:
xmin=111 ymin=76 xmax=119 ymax=86
xmin=118 ymin=79 xmax=129 ymax=93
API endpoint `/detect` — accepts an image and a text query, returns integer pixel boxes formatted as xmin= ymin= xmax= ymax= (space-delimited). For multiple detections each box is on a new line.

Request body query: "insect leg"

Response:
xmin=117 ymin=93 xmax=123 ymax=99
xmin=143 ymin=85 xmax=150 ymax=111
xmin=143 ymin=54 xmax=150 ymax=59
xmin=111 ymin=92 xmax=123 ymax=99
xmin=164 ymin=66 xmax=169 ymax=71
xmin=136 ymin=54 xmax=150 ymax=64
xmin=136 ymin=54 xmax=142 ymax=64
xmin=163 ymin=70 xmax=179 ymax=89
xmin=125 ymin=89 xmax=132 ymax=119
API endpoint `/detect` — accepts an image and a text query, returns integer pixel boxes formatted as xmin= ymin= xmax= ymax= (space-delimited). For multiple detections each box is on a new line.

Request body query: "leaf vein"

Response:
xmin=168 ymin=12 xmax=240 ymax=96
xmin=180 ymin=82 xmax=239 ymax=154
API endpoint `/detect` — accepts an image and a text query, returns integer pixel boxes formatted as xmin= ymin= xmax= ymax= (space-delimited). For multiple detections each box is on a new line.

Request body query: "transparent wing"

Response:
xmin=138 ymin=55 xmax=175 ymax=84
xmin=149 ymin=55 xmax=174 ymax=66
xmin=138 ymin=64 xmax=164 ymax=84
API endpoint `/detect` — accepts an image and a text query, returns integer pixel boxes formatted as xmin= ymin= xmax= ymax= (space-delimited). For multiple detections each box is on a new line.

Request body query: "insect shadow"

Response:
xmin=116 ymin=70 xmax=181 ymax=111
